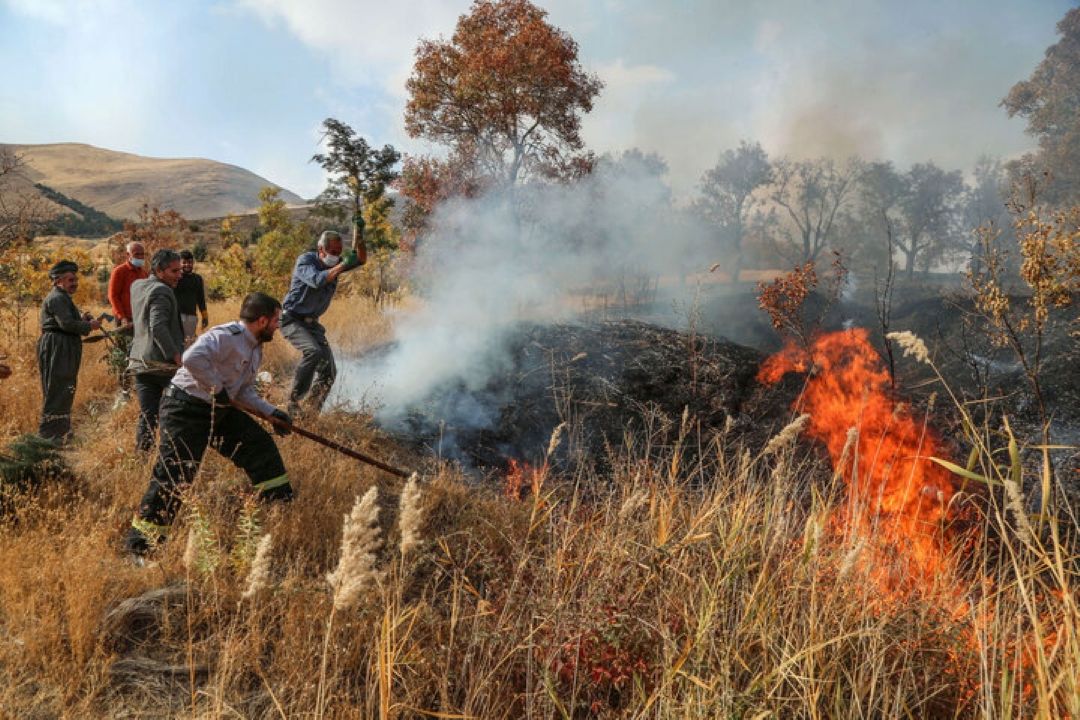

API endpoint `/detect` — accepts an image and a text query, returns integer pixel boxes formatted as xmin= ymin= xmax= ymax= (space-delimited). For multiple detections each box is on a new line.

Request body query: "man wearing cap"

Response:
xmin=125 ymin=291 xmax=294 ymax=558
xmin=128 ymin=248 xmax=185 ymax=453
xmin=280 ymin=230 xmax=364 ymax=415
xmin=175 ymin=249 xmax=208 ymax=346
xmin=38 ymin=260 xmax=101 ymax=442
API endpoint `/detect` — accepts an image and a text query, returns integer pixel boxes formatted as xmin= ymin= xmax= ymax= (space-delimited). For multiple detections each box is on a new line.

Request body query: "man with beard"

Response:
xmin=175 ymin=249 xmax=208 ymax=346
xmin=38 ymin=260 xmax=101 ymax=442
xmin=125 ymin=292 xmax=294 ymax=559
xmin=128 ymin=248 xmax=185 ymax=453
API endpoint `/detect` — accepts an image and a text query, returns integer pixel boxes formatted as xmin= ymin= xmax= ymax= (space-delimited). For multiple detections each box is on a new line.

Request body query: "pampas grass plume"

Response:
xmin=241 ymin=534 xmax=274 ymax=599
xmin=398 ymin=473 xmax=423 ymax=559
xmin=327 ymin=486 xmax=383 ymax=611
xmin=183 ymin=526 xmax=198 ymax=572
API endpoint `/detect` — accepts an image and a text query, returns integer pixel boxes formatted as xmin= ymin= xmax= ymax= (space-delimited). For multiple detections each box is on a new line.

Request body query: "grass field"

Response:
xmin=0 ymin=293 xmax=1076 ymax=718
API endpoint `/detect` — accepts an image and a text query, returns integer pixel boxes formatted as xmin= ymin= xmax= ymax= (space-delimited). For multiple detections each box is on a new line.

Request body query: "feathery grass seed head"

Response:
xmin=1003 ymin=476 xmax=1035 ymax=546
xmin=546 ymin=422 xmax=566 ymax=459
xmin=398 ymin=474 xmax=424 ymax=558
xmin=887 ymin=331 xmax=930 ymax=364
xmin=327 ymin=486 xmax=383 ymax=611
xmin=764 ymin=414 xmax=810 ymax=456
xmin=241 ymin=534 xmax=274 ymax=599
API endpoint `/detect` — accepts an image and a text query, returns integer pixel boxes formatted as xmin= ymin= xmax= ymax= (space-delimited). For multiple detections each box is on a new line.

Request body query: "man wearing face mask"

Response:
xmin=108 ymin=241 xmax=148 ymax=328
xmin=125 ymin=292 xmax=294 ymax=559
xmin=107 ymin=241 xmax=148 ymax=394
xmin=38 ymin=260 xmax=102 ymax=442
xmin=280 ymin=229 xmax=364 ymax=416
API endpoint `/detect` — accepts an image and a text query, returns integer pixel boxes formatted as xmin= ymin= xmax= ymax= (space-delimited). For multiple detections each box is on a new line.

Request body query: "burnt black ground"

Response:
xmin=390 ymin=319 xmax=764 ymax=474
xmin=361 ymin=278 xmax=1076 ymax=504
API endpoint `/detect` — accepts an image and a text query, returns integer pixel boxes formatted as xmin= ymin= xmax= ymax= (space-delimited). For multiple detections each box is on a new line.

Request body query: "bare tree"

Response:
xmin=694 ymin=140 xmax=772 ymax=282
xmin=769 ymin=156 xmax=863 ymax=263
xmin=0 ymin=147 xmax=49 ymax=251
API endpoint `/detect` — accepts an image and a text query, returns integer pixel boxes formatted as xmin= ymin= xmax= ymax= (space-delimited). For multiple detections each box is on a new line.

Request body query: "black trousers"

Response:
xmin=37 ymin=332 xmax=82 ymax=442
xmin=133 ymin=373 xmax=172 ymax=453
xmin=280 ymin=316 xmax=336 ymax=410
xmin=127 ymin=386 xmax=292 ymax=553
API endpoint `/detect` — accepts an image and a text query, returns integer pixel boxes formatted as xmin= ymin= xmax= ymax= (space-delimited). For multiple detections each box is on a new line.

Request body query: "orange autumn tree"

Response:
xmin=404 ymin=0 xmax=603 ymax=188
xmin=397 ymin=151 xmax=487 ymax=243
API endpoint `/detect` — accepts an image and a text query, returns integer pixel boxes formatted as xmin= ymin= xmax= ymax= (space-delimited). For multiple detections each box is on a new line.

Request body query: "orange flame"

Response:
xmin=505 ymin=459 xmax=547 ymax=501
xmin=759 ymin=328 xmax=961 ymax=600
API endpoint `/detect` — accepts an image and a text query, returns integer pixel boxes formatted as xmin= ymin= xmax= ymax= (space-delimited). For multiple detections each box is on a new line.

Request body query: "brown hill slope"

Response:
xmin=2 ymin=142 xmax=305 ymax=221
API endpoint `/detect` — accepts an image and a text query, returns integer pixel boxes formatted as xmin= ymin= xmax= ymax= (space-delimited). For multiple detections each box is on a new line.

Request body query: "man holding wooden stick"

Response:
xmin=125 ymin=292 xmax=294 ymax=558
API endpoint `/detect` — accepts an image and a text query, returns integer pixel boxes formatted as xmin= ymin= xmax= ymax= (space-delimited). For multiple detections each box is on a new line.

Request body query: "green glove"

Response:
xmin=341 ymin=250 xmax=361 ymax=270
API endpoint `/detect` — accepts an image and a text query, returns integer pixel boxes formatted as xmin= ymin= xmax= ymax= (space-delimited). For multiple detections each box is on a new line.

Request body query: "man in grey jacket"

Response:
xmin=129 ymin=249 xmax=184 ymax=452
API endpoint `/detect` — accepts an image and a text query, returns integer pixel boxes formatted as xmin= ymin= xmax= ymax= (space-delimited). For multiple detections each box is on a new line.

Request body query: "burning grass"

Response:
xmin=0 ymin=295 xmax=1076 ymax=717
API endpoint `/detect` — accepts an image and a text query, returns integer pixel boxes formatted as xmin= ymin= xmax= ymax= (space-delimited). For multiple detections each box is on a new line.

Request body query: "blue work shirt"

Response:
xmin=282 ymin=251 xmax=339 ymax=319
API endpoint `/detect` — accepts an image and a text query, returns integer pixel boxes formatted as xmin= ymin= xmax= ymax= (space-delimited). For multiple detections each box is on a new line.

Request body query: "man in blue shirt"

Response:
xmin=280 ymin=230 xmax=364 ymax=414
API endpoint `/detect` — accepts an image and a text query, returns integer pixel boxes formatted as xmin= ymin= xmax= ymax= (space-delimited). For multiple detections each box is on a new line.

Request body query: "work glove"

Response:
xmin=341 ymin=250 xmax=362 ymax=270
xmin=270 ymin=408 xmax=292 ymax=436
xmin=213 ymin=389 xmax=231 ymax=407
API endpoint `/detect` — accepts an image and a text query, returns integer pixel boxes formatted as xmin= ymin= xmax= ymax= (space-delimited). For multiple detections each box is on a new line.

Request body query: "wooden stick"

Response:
xmin=265 ymin=413 xmax=411 ymax=478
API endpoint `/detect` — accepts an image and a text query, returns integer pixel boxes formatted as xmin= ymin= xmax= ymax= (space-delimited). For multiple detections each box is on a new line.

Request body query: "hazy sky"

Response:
xmin=0 ymin=0 xmax=1071 ymax=200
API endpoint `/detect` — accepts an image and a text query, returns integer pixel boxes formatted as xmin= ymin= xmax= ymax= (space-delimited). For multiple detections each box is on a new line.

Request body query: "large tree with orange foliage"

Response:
xmin=404 ymin=0 xmax=602 ymax=187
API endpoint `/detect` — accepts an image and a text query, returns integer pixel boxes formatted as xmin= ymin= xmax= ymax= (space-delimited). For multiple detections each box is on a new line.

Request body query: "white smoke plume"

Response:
xmin=333 ymin=154 xmax=713 ymax=433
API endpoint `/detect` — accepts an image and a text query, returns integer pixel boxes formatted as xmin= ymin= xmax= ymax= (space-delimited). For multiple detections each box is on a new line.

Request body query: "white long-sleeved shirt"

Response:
xmin=173 ymin=321 xmax=275 ymax=418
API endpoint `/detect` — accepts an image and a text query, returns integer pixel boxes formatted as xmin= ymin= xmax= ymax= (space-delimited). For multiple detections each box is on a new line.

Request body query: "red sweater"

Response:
xmin=107 ymin=261 xmax=148 ymax=322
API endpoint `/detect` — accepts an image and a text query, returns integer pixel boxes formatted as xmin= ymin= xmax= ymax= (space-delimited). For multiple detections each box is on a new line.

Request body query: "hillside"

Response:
xmin=2 ymin=142 xmax=305 ymax=221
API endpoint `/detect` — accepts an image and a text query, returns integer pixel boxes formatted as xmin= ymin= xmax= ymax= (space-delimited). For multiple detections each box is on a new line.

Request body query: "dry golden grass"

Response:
xmin=0 ymin=293 xmax=1076 ymax=718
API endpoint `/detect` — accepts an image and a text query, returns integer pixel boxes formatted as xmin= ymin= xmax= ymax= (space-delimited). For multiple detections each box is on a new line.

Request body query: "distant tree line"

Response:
xmin=690 ymin=146 xmax=1016 ymax=282
xmin=34 ymin=183 xmax=123 ymax=237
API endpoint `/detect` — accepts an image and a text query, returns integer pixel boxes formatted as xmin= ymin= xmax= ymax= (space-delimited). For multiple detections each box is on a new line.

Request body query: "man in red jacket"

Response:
xmin=108 ymin=241 xmax=148 ymax=325
xmin=107 ymin=241 xmax=148 ymax=392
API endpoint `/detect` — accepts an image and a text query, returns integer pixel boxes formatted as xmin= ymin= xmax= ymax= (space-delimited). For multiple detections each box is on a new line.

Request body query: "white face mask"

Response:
xmin=131 ymin=258 xmax=145 ymax=268
xmin=322 ymin=254 xmax=340 ymax=267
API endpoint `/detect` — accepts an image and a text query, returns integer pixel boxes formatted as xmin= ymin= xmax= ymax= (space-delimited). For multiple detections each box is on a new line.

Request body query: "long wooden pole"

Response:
xmin=265 ymin=413 xmax=411 ymax=479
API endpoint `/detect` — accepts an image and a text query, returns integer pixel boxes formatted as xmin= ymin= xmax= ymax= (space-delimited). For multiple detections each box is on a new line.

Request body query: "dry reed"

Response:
xmin=0 ymin=296 xmax=1075 ymax=718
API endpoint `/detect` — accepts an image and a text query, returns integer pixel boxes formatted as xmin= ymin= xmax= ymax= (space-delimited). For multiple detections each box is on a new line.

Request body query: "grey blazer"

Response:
xmin=128 ymin=275 xmax=184 ymax=376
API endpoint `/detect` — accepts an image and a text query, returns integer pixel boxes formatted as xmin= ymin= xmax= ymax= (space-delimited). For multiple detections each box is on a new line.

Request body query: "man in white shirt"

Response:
xmin=125 ymin=292 xmax=294 ymax=558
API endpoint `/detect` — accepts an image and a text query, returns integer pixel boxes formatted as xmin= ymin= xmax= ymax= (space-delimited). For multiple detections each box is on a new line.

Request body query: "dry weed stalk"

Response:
xmin=182 ymin=526 xmax=199 ymax=572
xmin=398 ymin=474 xmax=423 ymax=559
xmin=763 ymin=413 xmax=810 ymax=456
xmin=241 ymin=534 xmax=274 ymax=600
xmin=886 ymin=330 xmax=931 ymax=364
xmin=327 ymin=486 xmax=383 ymax=610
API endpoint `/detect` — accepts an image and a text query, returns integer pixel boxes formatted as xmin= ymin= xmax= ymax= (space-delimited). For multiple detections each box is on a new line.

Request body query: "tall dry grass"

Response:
xmin=0 ymin=294 xmax=1075 ymax=718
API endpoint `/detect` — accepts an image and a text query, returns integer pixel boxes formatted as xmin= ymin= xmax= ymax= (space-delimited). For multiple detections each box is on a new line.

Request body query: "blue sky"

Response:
xmin=0 ymin=0 xmax=1072 ymax=200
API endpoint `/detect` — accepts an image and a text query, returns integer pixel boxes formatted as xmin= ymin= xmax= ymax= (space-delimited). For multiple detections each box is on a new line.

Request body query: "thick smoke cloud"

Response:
xmin=332 ymin=157 xmax=711 ymax=433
